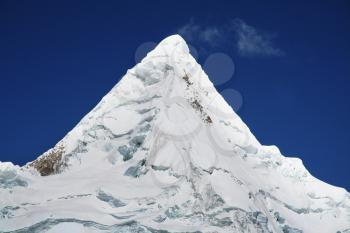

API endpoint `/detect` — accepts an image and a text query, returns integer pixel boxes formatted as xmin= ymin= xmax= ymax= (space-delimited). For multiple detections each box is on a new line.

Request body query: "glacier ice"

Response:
xmin=0 ymin=162 xmax=27 ymax=189
xmin=96 ymin=190 xmax=126 ymax=208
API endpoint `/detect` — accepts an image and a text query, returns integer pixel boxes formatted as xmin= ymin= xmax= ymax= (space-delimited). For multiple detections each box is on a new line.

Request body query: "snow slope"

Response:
xmin=0 ymin=35 xmax=349 ymax=233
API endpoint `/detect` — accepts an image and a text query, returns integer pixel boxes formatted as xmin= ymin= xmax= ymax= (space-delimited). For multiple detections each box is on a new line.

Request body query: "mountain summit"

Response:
xmin=0 ymin=35 xmax=349 ymax=233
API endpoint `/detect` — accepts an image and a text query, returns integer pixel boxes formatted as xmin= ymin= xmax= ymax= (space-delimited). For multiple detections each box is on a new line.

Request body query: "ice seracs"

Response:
xmin=0 ymin=34 xmax=349 ymax=233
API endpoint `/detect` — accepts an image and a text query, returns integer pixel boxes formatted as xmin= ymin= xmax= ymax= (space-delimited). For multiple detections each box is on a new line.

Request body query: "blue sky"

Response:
xmin=0 ymin=0 xmax=349 ymax=190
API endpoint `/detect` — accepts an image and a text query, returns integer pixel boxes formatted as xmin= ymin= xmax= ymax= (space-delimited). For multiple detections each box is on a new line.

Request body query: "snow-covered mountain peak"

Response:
xmin=146 ymin=34 xmax=190 ymax=58
xmin=0 ymin=35 xmax=349 ymax=233
xmin=25 ymin=33 xmax=258 ymax=176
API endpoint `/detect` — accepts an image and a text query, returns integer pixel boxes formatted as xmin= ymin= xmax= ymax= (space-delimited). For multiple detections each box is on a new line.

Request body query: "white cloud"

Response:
xmin=177 ymin=19 xmax=201 ymax=42
xmin=232 ymin=19 xmax=284 ymax=57
xmin=199 ymin=27 xmax=221 ymax=44
xmin=177 ymin=18 xmax=284 ymax=57
xmin=178 ymin=19 xmax=223 ymax=46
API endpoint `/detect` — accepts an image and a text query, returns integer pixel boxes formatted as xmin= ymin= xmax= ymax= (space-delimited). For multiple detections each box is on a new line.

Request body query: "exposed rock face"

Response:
xmin=29 ymin=145 xmax=64 ymax=176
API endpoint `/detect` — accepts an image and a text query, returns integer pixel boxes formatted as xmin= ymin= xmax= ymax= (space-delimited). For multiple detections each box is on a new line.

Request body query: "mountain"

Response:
xmin=0 ymin=35 xmax=349 ymax=233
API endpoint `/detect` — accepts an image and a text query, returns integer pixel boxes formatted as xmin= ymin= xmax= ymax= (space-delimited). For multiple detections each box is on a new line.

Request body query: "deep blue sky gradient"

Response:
xmin=0 ymin=0 xmax=349 ymax=190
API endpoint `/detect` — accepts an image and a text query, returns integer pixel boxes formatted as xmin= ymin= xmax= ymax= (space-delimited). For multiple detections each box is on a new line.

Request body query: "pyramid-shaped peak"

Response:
xmin=2 ymin=33 xmax=350 ymax=233
xmin=147 ymin=34 xmax=190 ymax=59
xmin=158 ymin=34 xmax=187 ymax=47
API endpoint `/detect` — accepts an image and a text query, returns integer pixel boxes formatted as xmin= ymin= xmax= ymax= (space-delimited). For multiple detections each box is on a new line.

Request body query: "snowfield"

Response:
xmin=0 ymin=35 xmax=349 ymax=233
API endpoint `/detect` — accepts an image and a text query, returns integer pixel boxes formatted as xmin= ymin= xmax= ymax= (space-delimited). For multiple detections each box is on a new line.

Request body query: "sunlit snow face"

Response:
xmin=129 ymin=36 xmax=256 ymax=188
xmin=134 ymin=40 xmax=243 ymax=113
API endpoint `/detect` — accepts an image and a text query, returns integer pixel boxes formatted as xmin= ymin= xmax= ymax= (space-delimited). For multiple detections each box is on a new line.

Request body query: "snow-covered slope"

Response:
xmin=0 ymin=35 xmax=349 ymax=233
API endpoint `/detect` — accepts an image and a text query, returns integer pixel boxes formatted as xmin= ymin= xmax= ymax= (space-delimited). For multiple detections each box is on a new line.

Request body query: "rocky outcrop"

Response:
xmin=28 ymin=145 xmax=64 ymax=176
